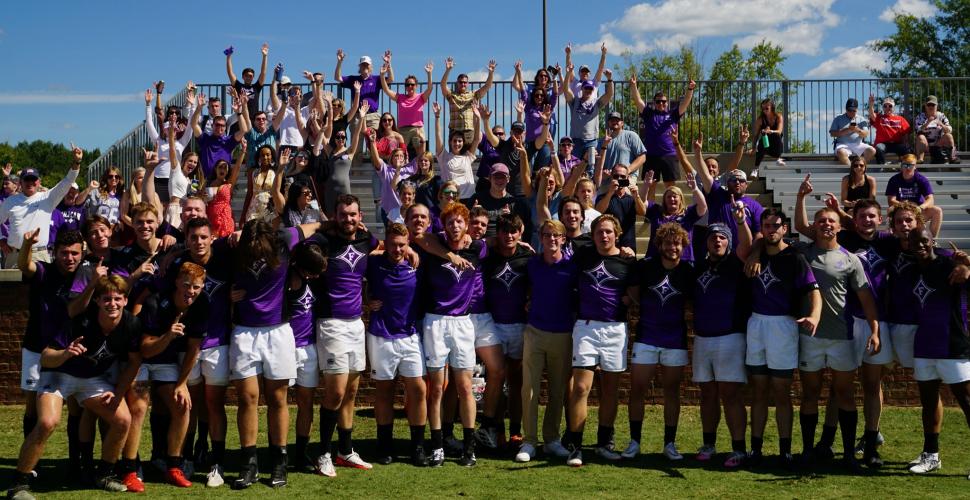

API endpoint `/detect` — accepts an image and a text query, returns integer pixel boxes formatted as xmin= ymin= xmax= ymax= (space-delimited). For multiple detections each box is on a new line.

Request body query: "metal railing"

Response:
xmin=88 ymin=77 xmax=970 ymax=182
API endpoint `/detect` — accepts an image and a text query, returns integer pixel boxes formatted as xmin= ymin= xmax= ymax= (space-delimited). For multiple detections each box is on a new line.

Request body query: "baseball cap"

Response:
xmin=490 ymin=163 xmax=510 ymax=176
xmin=727 ymin=169 xmax=747 ymax=182
xmin=20 ymin=168 xmax=40 ymax=180
xmin=579 ymin=64 xmax=590 ymax=72
xmin=581 ymin=80 xmax=596 ymax=90
xmin=882 ymin=97 xmax=895 ymax=106
xmin=359 ymin=56 xmax=372 ymax=66
xmin=559 ymin=136 xmax=573 ymax=144
xmin=70 ymin=182 xmax=79 ymax=190
xmin=606 ymin=111 xmax=623 ymax=121
xmin=926 ymin=95 xmax=938 ymax=104
xmin=511 ymin=121 xmax=526 ymax=131
xmin=280 ymin=76 xmax=292 ymax=85
xmin=845 ymin=98 xmax=858 ymax=111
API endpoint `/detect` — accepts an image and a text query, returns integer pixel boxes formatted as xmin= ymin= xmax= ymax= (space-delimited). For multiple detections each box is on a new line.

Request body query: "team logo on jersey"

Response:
xmin=203 ymin=276 xmax=224 ymax=299
xmin=756 ymin=264 xmax=780 ymax=291
xmin=585 ymin=261 xmax=618 ymax=287
xmin=84 ymin=341 xmax=113 ymax=365
xmin=856 ymin=246 xmax=885 ymax=271
xmin=294 ymin=287 xmax=315 ymax=311
xmin=335 ymin=245 xmax=365 ymax=272
xmin=248 ymin=259 xmax=267 ymax=277
xmin=696 ymin=269 xmax=717 ymax=292
xmin=912 ymin=277 xmax=935 ymax=307
xmin=649 ymin=275 xmax=680 ymax=306
xmin=893 ymin=254 xmax=912 ymax=274
xmin=442 ymin=262 xmax=466 ymax=282
xmin=492 ymin=262 xmax=522 ymax=291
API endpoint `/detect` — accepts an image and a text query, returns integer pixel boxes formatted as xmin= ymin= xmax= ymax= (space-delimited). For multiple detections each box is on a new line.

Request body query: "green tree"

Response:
xmin=0 ymin=141 xmax=100 ymax=188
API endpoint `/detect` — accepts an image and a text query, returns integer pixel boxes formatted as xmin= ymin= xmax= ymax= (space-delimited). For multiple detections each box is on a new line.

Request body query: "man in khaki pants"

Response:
xmin=516 ymin=220 xmax=576 ymax=462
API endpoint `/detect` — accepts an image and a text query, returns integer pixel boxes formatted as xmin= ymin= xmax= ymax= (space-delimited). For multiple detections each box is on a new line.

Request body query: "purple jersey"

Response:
xmin=423 ymin=235 xmax=488 ymax=316
xmin=638 ymin=103 xmax=682 ymax=157
xmin=635 ymin=257 xmax=694 ymax=349
xmin=574 ymin=246 xmax=635 ymax=322
xmin=25 ymin=262 xmax=76 ymax=353
xmin=287 ymin=282 xmax=316 ymax=348
xmin=838 ymin=230 xmax=899 ymax=320
xmin=885 ymin=247 xmax=953 ymax=325
xmin=885 ymin=171 xmax=933 ymax=204
xmin=483 ymin=245 xmax=535 ymax=324
xmin=234 ymin=227 xmax=302 ymax=327
xmin=751 ymin=246 xmax=818 ymax=316
xmin=160 ymin=239 xmax=234 ymax=349
xmin=366 ymin=255 xmax=420 ymax=339
xmin=526 ymin=253 xmax=578 ymax=332
xmin=706 ymin=189 xmax=762 ymax=249
xmin=57 ymin=203 xmax=86 ymax=232
xmin=138 ymin=292 xmax=207 ymax=364
xmin=51 ymin=308 xmax=141 ymax=379
xmin=692 ymin=254 xmax=751 ymax=337
xmin=645 ymin=203 xmax=702 ymax=261
xmin=306 ymin=230 xmax=379 ymax=319
xmin=468 ymin=261 xmax=488 ymax=314
xmin=912 ymin=255 xmax=970 ymax=359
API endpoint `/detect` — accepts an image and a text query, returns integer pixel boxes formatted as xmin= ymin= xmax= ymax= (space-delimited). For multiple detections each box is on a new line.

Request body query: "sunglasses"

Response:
xmin=442 ymin=190 xmax=459 ymax=196
xmin=405 ymin=82 xmax=417 ymax=87
xmin=728 ymin=178 xmax=747 ymax=184
xmin=495 ymin=131 xmax=506 ymax=137
xmin=902 ymin=163 xmax=916 ymax=169
xmin=541 ymin=232 xmax=563 ymax=239
xmin=883 ymin=104 xmax=894 ymax=108
xmin=106 ymin=174 xmax=121 ymax=179
xmin=926 ymin=103 xmax=937 ymax=106
xmin=301 ymin=190 xmax=313 ymax=197
xmin=336 ymin=135 xmax=347 ymax=140
xmin=458 ymin=80 xmax=469 ymax=84
xmin=611 ymin=174 xmax=627 ymax=180
xmin=655 ymin=99 xmax=668 ymax=104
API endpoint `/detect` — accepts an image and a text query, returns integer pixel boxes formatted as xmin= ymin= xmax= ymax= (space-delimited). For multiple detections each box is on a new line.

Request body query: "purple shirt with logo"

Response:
xmin=692 ymin=254 xmax=751 ymax=337
xmin=484 ymin=245 xmax=534 ymax=324
xmin=160 ymin=239 xmax=234 ymax=349
xmin=706 ymin=188 xmax=762 ymax=250
xmin=234 ymin=227 xmax=302 ymax=327
xmin=423 ymin=235 xmax=488 ymax=316
xmin=750 ymin=246 xmax=818 ymax=316
xmin=288 ymin=282 xmax=316 ymax=348
xmin=885 ymin=171 xmax=933 ymax=204
xmin=574 ymin=247 xmax=635 ymax=322
xmin=635 ymin=257 xmax=694 ymax=349
xmin=340 ymin=75 xmax=382 ymax=112
xmin=639 ymin=103 xmax=682 ymax=156
xmin=912 ymin=255 xmax=970 ymax=359
xmin=306 ymin=230 xmax=379 ymax=319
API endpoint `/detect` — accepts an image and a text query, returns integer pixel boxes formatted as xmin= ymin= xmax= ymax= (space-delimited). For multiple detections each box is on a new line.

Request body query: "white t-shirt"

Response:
xmin=270 ymin=106 xmax=311 ymax=148
xmin=437 ymin=151 xmax=476 ymax=199
xmin=0 ymin=169 xmax=79 ymax=249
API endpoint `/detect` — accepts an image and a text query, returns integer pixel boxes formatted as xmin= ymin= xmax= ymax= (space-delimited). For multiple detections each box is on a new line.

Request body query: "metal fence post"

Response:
xmin=781 ymin=81 xmax=790 ymax=154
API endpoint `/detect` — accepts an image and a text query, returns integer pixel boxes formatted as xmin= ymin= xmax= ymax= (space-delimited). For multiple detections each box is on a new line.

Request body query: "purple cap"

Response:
xmin=20 ymin=168 xmax=40 ymax=180
xmin=581 ymin=80 xmax=596 ymax=90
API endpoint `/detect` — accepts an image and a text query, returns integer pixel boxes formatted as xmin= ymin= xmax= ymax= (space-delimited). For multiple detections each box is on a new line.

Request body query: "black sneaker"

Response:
xmin=292 ymin=452 xmax=316 ymax=473
xmin=94 ymin=473 xmax=127 ymax=492
xmin=864 ymin=451 xmax=884 ymax=469
xmin=231 ymin=464 xmax=258 ymax=490
xmin=813 ymin=443 xmax=835 ymax=461
xmin=780 ymin=453 xmax=797 ymax=471
xmin=376 ymin=454 xmax=393 ymax=466
xmin=746 ymin=450 xmax=763 ymax=467
xmin=428 ymin=448 xmax=445 ymax=467
xmin=458 ymin=451 xmax=477 ymax=467
xmin=270 ymin=450 xmax=288 ymax=488
xmin=411 ymin=447 xmax=428 ymax=467
xmin=799 ymin=450 xmax=816 ymax=468
xmin=843 ymin=457 xmax=864 ymax=474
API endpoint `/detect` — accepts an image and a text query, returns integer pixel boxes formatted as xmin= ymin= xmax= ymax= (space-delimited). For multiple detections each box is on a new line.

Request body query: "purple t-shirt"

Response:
xmin=838 ymin=230 xmax=898 ymax=320
xmin=885 ymin=171 xmax=933 ymax=204
xmin=884 ymin=249 xmax=957 ymax=325
xmin=366 ymin=255 xmax=420 ymax=339
xmin=639 ymin=103 xmax=682 ymax=157
xmin=234 ymin=227 xmax=302 ymax=327
xmin=288 ymin=282 xmax=316 ymax=348
xmin=306 ymin=230 xmax=379 ymax=319
xmin=706 ymin=188 xmax=763 ymax=250
xmin=750 ymin=246 xmax=818 ymax=316
xmin=645 ymin=203 xmax=701 ymax=261
xmin=197 ymin=133 xmax=239 ymax=180
xmin=340 ymin=74 xmax=382 ymax=113
xmin=483 ymin=245 xmax=534 ymax=324
xmin=912 ymin=255 xmax=970 ymax=359
xmin=423 ymin=235 xmax=488 ymax=316
xmin=692 ymin=254 xmax=751 ymax=337
xmin=526 ymin=253 xmax=578 ymax=332
xmin=574 ymin=246 xmax=635 ymax=322
xmin=56 ymin=203 xmax=86 ymax=232
xmin=25 ymin=262 xmax=75 ymax=353
xmin=635 ymin=257 xmax=694 ymax=349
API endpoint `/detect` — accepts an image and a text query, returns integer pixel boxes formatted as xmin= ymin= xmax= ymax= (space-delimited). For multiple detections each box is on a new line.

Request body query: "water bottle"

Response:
xmin=761 ymin=133 xmax=770 ymax=148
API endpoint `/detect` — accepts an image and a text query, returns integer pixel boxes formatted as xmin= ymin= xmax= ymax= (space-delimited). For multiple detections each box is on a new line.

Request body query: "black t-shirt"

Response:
xmin=600 ymin=193 xmax=638 ymax=250
xmin=52 ymin=309 xmax=142 ymax=378
xmin=138 ymin=292 xmax=208 ymax=365
xmin=465 ymin=192 xmax=532 ymax=238
xmin=494 ymin=139 xmax=524 ymax=197
xmin=233 ymin=80 xmax=264 ymax=118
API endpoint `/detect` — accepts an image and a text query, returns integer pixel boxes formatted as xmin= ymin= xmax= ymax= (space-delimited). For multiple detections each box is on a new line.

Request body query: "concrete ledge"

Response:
xmin=0 ymin=270 xmax=22 ymax=282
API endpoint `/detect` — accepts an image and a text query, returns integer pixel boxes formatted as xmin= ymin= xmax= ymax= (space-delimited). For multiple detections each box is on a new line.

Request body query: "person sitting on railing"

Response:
xmin=191 ymin=91 xmax=249 ymax=181
xmin=752 ymin=98 xmax=786 ymax=176
xmin=565 ymin=43 xmax=607 ymax=99
xmin=336 ymin=49 xmax=388 ymax=133
xmin=885 ymin=153 xmax=944 ymax=237
xmin=380 ymin=61 xmax=434 ymax=160
xmin=867 ymin=94 xmax=911 ymax=165
xmin=599 ymin=111 xmax=647 ymax=193
xmin=433 ymin=101 xmax=482 ymax=201
xmin=829 ymin=98 xmax=875 ymax=166
xmin=564 ymin=65 xmax=614 ymax=175
xmin=629 ymin=73 xmax=696 ymax=201
xmin=226 ymin=43 xmax=269 ymax=119
xmin=440 ymin=57 xmax=497 ymax=145
xmin=915 ymin=95 xmax=961 ymax=164
xmin=841 ymin=155 xmax=877 ymax=210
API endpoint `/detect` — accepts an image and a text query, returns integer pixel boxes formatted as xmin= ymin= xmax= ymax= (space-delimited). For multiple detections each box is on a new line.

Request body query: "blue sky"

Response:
xmin=0 ymin=0 xmax=930 ymax=152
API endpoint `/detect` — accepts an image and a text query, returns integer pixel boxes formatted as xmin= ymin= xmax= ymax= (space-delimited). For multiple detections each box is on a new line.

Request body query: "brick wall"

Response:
xmin=0 ymin=281 xmax=938 ymax=407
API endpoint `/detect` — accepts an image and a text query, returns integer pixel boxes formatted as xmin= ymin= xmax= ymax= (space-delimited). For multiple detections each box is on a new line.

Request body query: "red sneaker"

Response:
xmin=508 ymin=434 xmax=524 ymax=449
xmin=165 ymin=467 xmax=192 ymax=488
xmin=121 ymin=471 xmax=145 ymax=493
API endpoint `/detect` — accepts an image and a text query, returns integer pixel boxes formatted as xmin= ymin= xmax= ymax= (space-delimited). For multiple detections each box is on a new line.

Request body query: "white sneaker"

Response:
xmin=775 ymin=158 xmax=786 ymax=167
xmin=566 ymin=446 xmax=583 ymax=467
xmin=750 ymin=169 xmax=759 ymax=178
xmin=544 ymin=440 xmax=570 ymax=458
xmin=695 ymin=444 xmax=716 ymax=461
xmin=620 ymin=440 xmax=640 ymax=459
xmin=663 ymin=442 xmax=684 ymax=461
xmin=595 ymin=446 xmax=621 ymax=461
xmin=909 ymin=452 xmax=941 ymax=474
xmin=514 ymin=443 xmax=536 ymax=463
xmin=315 ymin=453 xmax=336 ymax=477
xmin=335 ymin=451 xmax=373 ymax=470
xmin=205 ymin=465 xmax=225 ymax=488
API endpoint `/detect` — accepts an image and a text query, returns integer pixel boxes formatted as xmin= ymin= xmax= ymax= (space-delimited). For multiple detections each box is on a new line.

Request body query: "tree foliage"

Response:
xmin=873 ymin=0 xmax=970 ymax=78
xmin=0 ymin=141 xmax=101 ymax=187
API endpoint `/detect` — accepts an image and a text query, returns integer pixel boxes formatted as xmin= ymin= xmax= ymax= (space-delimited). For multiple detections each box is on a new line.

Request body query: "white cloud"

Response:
xmin=0 ymin=92 xmax=143 ymax=105
xmin=465 ymin=70 xmax=503 ymax=82
xmin=804 ymin=42 xmax=887 ymax=77
xmin=577 ymin=0 xmax=839 ymax=54
xmin=879 ymin=0 xmax=935 ymax=22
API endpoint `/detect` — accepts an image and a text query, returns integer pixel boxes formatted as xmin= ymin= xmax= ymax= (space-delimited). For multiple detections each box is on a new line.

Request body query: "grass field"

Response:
xmin=2 ymin=405 xmax=969 ymax=499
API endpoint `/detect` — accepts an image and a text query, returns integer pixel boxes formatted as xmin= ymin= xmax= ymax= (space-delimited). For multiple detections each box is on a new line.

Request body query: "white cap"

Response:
xmin=70 ymin=182 xmax=79 ymax=190
xmin=280 ymin=76 xmax=292 ymax=85
xmin=359 ymin=55 xmax=372 ymax=66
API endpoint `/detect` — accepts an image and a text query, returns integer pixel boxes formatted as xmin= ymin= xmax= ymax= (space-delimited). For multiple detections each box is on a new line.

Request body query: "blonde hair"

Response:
xmin=662 ymin=185 xmax=686 ymax=216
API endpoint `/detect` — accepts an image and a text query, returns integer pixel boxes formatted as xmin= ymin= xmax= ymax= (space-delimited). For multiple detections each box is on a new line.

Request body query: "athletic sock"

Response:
xmin=149 ymin=411 xmax=171 ymax=461
xmin=319 ymin=408 xmax=338 ymax=456
xmin=732 ymin=439 xmax=746 ymax=453
xmin=95 ymin=459 xmax=114 ymax=479
xmin=442 ymin=421 xmax=455 ymax=439
xmin=80 ymin=440 xmax=95 ymax=474
xmin=182 ymin=426 xmax=196 ymax=461
xmin=210 ymin=441 xmax=226 ymax=467
xmin=119 ymin=458 xmax=137 ymax=474
xmin=410 ymin=425 xmax=425 ymax=449
xmin=629 ymin=420 xmax=643 ymax=444
xmin=565 ymin=429 xmax=583 ymax=449
xmin=377 ymin=424 xmax=394 ymax=454
xmin=508 ymin=421 xmax=521 ymax=437
xmin=703 ymin=431 xmax=716 ymax=448
xmin=664 ymin=425 xmax=677 ymax=445
xmin=751 ymin=436 xmax=763 ymax=453
xmin=495 ymin=418 xmax=506 ymax=438
xmin=166 ymin=455 xmax=184 ymax=469
xmin=293 ymin=435 xmax=310 ymax=460
xmin=195 ymin=420 xmax=209 ymax=450
xmin=597 ymin=426 xmax=613 ymax=448
xmin=337 ymin=428 xmax=353 ymax=456
xmin=240 ymin=445 xmax=257 ymax=470
xmin=838 ymin=409 xmax=858 ymax=459
xmin=863 ymin=430 xmax=879 ymax=457
xmin=800 ymin=412 xmax=819 ymax=453
xmin=818 ymin=424 xmax=837 ymax=448
xmin=779 ymin=437 xmax=792 ymax=456
xmin=23 ymin=413 xmax=37 ymax=439
xmin=462 ymin=428 xmax=475 ymax=453
xmin=67 ymin=413 xmax=81 ymax=470
xmin=430 ymin=429 xmax=443 ymax=450
xmin=923 ymin=432 xmax=940 ymax=454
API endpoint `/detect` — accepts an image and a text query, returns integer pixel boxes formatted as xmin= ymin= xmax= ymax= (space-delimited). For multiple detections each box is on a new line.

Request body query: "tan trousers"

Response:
xmin=521 ymin=325 xmax=573 ymax=446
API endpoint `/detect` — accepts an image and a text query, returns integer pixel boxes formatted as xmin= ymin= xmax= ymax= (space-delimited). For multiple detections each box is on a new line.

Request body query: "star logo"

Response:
xmin=893 ymin=254 xmax=912 ymax=274
xmin=649 ymin=275 xmax=681 ymax=306
xmin=203 ymin=276 xmax=225 ymax=299
xmin=696 ymin=269 xmax=717 ymax=293
xmin=294 ymin=287 xmax=314 ymax=311
xmin=492 ymin=262 xmax=522 ymax=291
xmin=757 ymin=263 xmax=780 ymax=292
xmin=585 ymin=261 xmax=618 ymax=288
xmin=248 ymin=259 xmax=267 ymax=277
xmin=85 ymin=341 xmax=113 ymax=364
xmin=913 ymin=277 xmax=935 ymax=307
xmin=336 ymin=245 xmax=365 ymax=272
xmin=441 ymin=262 xmax=465 ymax=282
xmin=856 ymin=246 xmax=885 ymax=271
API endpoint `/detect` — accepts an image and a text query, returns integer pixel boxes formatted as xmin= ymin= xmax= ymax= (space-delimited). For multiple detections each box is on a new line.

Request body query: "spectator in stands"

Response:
xmin=753 ymin=98 xmax=786 ymax=176
xmin=433 ymin=102 xmax=481 ymax=200
xmin=192 ymin=93 xmax=248 ymax=180
xmin=146 ymin=87 xmax=192 ymax=203
xmin=840 ymin=155 xmax=877 ymax=210
xmin=336 ymin=49 xmax=389 ymax=133
xmin=239 ymin=88 xmax=284 ymax=167
xmin=519 ymin=79 xmax=559 ymax=171
xmin=406 ymin=152 xmax=442 ymax=210
xmin=564 ymin=43 xmax=607 ymax=99
xmin=564 ymin=65 xmax=613 ymax=173
xmin=226 ymin=43 xmax=268 ymax=119
xmin=513 ymin=62 xmax=561 ymax=139
xmin=329 ymin=89 xmax=360 ymax=144
xmin=381 ymin=62 xmax=433 ymax=159
xmin=466 ymin=163 xmax=531 ymax=238
xmin=885 ymin=154 xmax=944 ymax=237
xmin=867 ymin=94 xmax=911 ymax=165
xmin=84 ymin=167 xmax=124 ymax=232
xmin=830 ymin=98 xmax=875 ymax=165
xmin=915 ymin=95 xmax=960 ymax=164
xmin=594 ymin=163 xmax=646 ymax=250
xmin=0 ymin=145 xmax=83 ymax=268
xmin=482 ymin=113 xmax=529 ymax=197
xmin=629 ymin=74 xmax=695 ymax=201
xmin=599 ymin=112 xmax=647 ymax=191
xmin=440 ymin=57 xmax=496 ymax=144
xmin=205 ymin=142 xmax=246 ymax=238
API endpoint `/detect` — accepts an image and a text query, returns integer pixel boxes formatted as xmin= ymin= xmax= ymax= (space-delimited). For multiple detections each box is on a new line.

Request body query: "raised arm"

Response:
xmin=867 ymin=93 xmax=877 ymax=125
xmin=629 ymin=73 xmax=646 ymax=113
xmin=677 ymin=79 xmax=696 ymax=116
xmin=225 ymin=46 xmax=237 ymax=85
xmin=141 ymin=149 xmax=163 ymax=217
xmin=512 ymin=60 xmax=524 ymax=92
xmin=593 ymin=136 xmax=610 ymax=187
xmin=733 ymin=199 xmax=753 ymax=261
xmin=145 ymin=90 xmax=159 ymax=142
xmin=346 ymin=80 xmax=362 ymax=122
xmin=549 ymin=145 xmax=565 ymax=189
xmin=536 ymin=168 xmax=553 ymax=225
xmin=191 ymin=93 xmax=205 ymax=138
xmin=233 ymin=93 xmax=251 ymax=141
xmin=724 ymin=125 xmax=750 ymax=173
xmin=563 ymin=64 xmax=575 ymax=103
xmin=379 ymin=64 xmax=397 ymax=101
xmin=366 ymin=129 xmax=382 ymax=170
xmin=440 ymin=57 xmax=454 ymax=100
xmin=517 ymin=139 xmax=533 ymax=197
xmin=348 ymin=101 xmax=369 ymax=157
xmin=561 ymin=156 xmax=585 ymax=197
xmin=597 ymin=69 xmax=615 ymax=107
xmin=794 ymin=174 xmax=816 ymax=238
xmin=421 ymin=61 xmax=435 ymax=100
xmin=383 ymin=50 xmax=395 ymax=83
xmin=692 ymin=133 xmax=714 ymax=194
xmin=432 ymin=102 xmax=444 ymax=155
xmin=257 ymin=43 xmax=269 ymax=86
xmin=17 ymin=229 xmax=40 ymax=277
xmin=271 ymin=149 xmax=289 ymax=215
xmin=228 ymin=138 xmax=246 ymax=188
xmin=594 ymin=43 xmax=608 ymax=84
xmin=333 ymin=49 xmax=346 ymax=84
xmin=474 ymin=60 xmax=497 ymax=99
xmin=686 ymin=173 xmax=707 ymax=216
xmin=467 ymin=104 xmax=483 ymax=153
